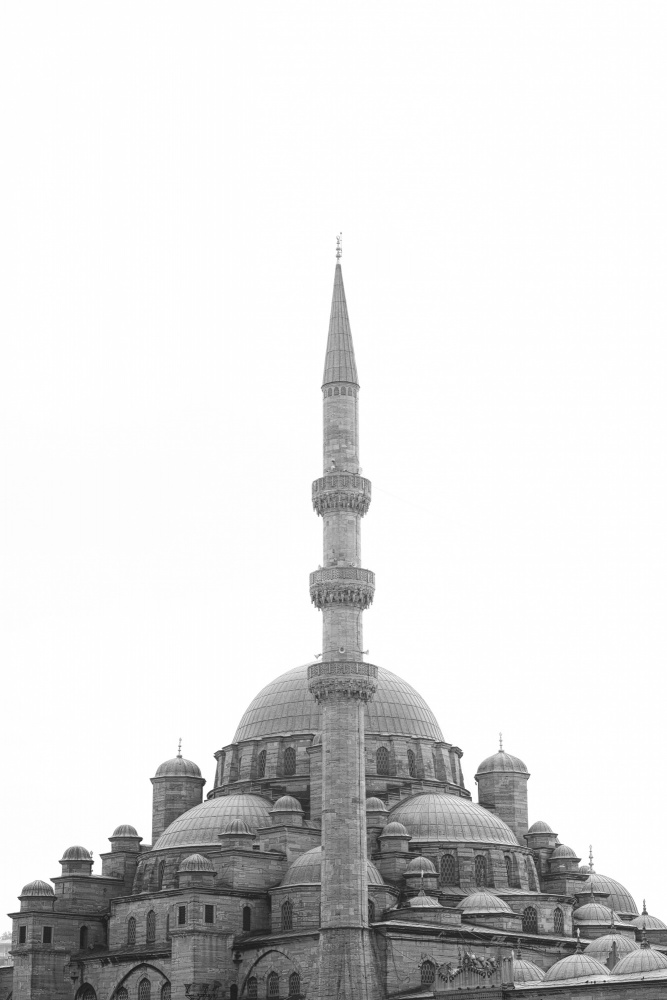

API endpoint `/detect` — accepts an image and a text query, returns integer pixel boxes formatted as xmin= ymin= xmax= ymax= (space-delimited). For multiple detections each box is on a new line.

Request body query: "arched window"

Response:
xmin=231 ymin=987 xmax=238 ymax=1000
xmin=376 ymin=746 xmax=390 ymax=775
xmin=504 ymin=856 xmax=512 ymax=884
xmin=527 ymin=860 xmax=538 ymax=892
xmin=79 ymin=925 xmax=88 ymax=950
xmin=139 ymin=980 xmax=151 ymax=1000
xmin=257 ymin=749 xmax=266 ymax=778
xmin=474 ymin=855 xmax=487 ymax=886
xmin=284 ymin=747 xmax=296 ymax=776
xmin=242 ymin=906 xmax=252 ymax=931
xmin=161 ymin=986 xmax=171 ymax=1000
xmin=288 ymin=973 xmax=300 ymax=997
xmin=127 ymin=917 xmax=136 ymax=946
xmin=115 ymin=989 xmax=128 ymax=1000
xmin=421 ymin=961 xmax=436 ymax=986
xmin=281 ymin=899 xmax=293 ymax=931
xmin=554 ymin=907 xmax=564 ymax=934
xmin=267 ymin=973 xmax=279 ymax=998
xmin=522 ymin=906 xmax=538 ymax=934
xmin=368 ymin=899 xmax=376 ymax=923
xmin=157 ymin=860 xmax=165 ymax=890
xmin=341 ymin=386 xmax=347 ymax=395
xmin=407 ymin=749 xmax=417 ymax=778
xmin=327 ymin=388 xmax=332 ymax=397
xmin=78 ymin=988 xmax=96 ymax=1000
xmin=247 ymin=978 xmax=258 ymax=1000
xmin=334 ymin=387 xmax=340 ymax=396
xmin=146 ymin=910 xmax=156 ymax=943
xmin=166 ymin=915 xmax=170 ymax=940
xmin=440 ymin=853 xmax=457 ymax=885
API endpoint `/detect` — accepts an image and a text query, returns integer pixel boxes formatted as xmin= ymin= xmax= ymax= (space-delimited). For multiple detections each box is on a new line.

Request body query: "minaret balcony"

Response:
xmin=312 ymin=474 xmax=372 ymax=516
xmin=309 ymin=567 xmax=375 ymax=609
xmin=308 ymin=660 xmax=378 ymax=703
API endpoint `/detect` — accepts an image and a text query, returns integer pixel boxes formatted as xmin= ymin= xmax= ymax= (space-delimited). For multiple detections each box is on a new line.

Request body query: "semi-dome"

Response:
xmin=407 ymin=892 xmax=442 ymax=909
xmin=21 ymin=879 xmax=54 ymax=897
xmin=544 ymin=953 xmax=608 ymax=982
xmin=574 ymin=901 xmax=617 ymax=924
xmin=178 ymin=853 xmax=215 ymax=872
xmin=221 ymin=818 xmax=253 ymax=835
xmin=389 ymin=792 xmax=518 ymax=845
xmin=60 ymin=845 xmax=91 ymax=861
xmin=152 ymin=793 xmax=272 ymax=850
xmin=281 ymin=846 xmax=384 ymax=887
xmin=405 ymin=856 xmax=436 ymax=874
xmin=155 ymin=754 xmax=202 ymax=778
xmin=458 ymin=891 xmax=512 ymax=914
xmin=271 ymin=795 xmax=303 ymax=812
xmin=475 ymin=750 xmax=528 ymax=776
xmin=382 ymin=822 xmax=409 ymax=837
xmin=111 ymin=824 xmax=139 ymax=838
xmin=513 ymin=959 xmax=545 ymax=983
xmin=613 ymin=945 xmax=667 ymax=975
xmin=527 ymin=820 xmax=553 ymax=834
xmin=585 ymin=933 xmax=639 ymax=962
xmin=576 ymin=874 xmax=638 ymax=916
xmin=233 ymin=664 xmax=444 ymax=742
xmin=366 ymin=797 xmax=387 ymax=811
xmin=552 ymin=844 xmax=578 ymax=859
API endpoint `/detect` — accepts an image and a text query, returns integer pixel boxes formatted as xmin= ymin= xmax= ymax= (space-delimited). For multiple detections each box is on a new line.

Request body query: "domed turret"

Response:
xmin=150 ymin=742 xmax=206 ymax=844
xmin=270 ymin=795 xmax=304 ymax=827
xmin=549 ymin=843 xmax=581 ymax=874
xmin=112 ymin=824 xmax=139 ymax=838
xmin=19 ymin=879 xmax=55 ymax=913
xmin=585 ymin=933 xmax=639 ymax=969
xmin=475 ymin=737 xmax=530 ymax=844
xmin=178 ymin=853 xmax=215 ymax=872
xmin=20 ymin=879 xmax=54 ymax=897
xmin=177 ymin=852 xmax=216 ymax=888
xmin=59 ymin=845 xmax=93 ymax=876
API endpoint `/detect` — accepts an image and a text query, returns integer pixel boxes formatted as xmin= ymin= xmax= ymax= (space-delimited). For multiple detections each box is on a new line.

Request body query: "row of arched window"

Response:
xmin=256 ymin=747 xmax=297 ymax=779
xmin=127 ymin=911 xmax=156 ymax=946
xmin=324 ymin=385 xmax=357 ymax=397
xmin=82 ymin=982 xmax=170 ymax=1000
xmin=437 ymin=851 xmax=538 ymax=890
xmin=246 ymin=972 xmax=301 ymax=998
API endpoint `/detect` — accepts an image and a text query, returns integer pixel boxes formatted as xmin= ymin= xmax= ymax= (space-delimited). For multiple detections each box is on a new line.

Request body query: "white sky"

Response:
xmin=2 ymin=1 xmax=667 ymax=931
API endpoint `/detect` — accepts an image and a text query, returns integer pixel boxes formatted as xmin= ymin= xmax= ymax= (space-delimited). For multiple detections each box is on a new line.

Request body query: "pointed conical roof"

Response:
xmin=322 ymin=263 xmax=358 ymax=386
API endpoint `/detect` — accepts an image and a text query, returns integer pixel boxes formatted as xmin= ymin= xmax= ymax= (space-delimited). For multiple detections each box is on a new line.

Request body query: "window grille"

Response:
xmin=78 ymin=988 xmax=96 ymax=1000
xmin=288 ymin=973 xmax=300 ymax=997
xmin=160 ymin=985 xmax=170 ymax=1000
xmin=284 ymin=747 xmax=296 ymax=776
xmin=267 ymin=973 xmax=279 ymax=998
xmin=146 ymin=910 xmax=156 ymax=943
xmin=257 ymin=750 xmax=266 ymax=778
xmin=247 ymin=977 xmax=258 ymax=999
xmin=440 ymin=853 xmax=457 ymax=885
xmin=368 ymin=899 xmax=376 ymax=923
xmin=178 ymin=906 xmax=186 ymax=925
xmin=79 ymin=926 xmax=88 ymax=950
xmin=127 ymin=917 xmax=136 ymax=945
xmin=554 ymin=907 xmax=564 ymax=934
xmin=523 ymin=906 xmax=538 ymax=934
xmin=242 ymin=906 xmax=252 ymax=931
xmin=376 ymin=746 xmax=390 ymax=775
xmin=421 ymin=961 xmax=436 ymax=986
xmin=407 ymin=749 xmax=417 ymax=778
xmin=474 ymin=855 xmax=487 ymax=886
xmin=281 ymin=899 xmax=293 ymax=931
xmin=138 ymin=979 xmax=151 ymax=1000
xmin=115 ymin=989 xmax=128 ymax=1000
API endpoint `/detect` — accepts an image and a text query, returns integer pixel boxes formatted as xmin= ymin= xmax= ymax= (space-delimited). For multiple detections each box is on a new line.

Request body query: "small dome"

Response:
xmin=579 ymin=864 xmax=592 ymax=874
xmin=178 ymin=853 xmax=215 ymax=873
xmin=574 ymin=902 xmax=617 ymax=925
xmin=513 ymin=959 xmax=545 ymax=983
xmin=544 ymin=953 xmax=608 ymax=982
xmin=21 ymin=879 xmax=54 ymax=897
xmin=221 ymin=818 xmax=253 ymax=836
xmin=111 ymin=824 xmax=139 ymax=838
xmin=576 ymin=874 xmax=638 ymax=916
xmin=405 ymin=856 xmax=436 ymax=874
xmin=632 ymin=913 xmax=667 ymax=930
xmin=458 ymin=890 xmax=512 ymax=914
xmin=366 ymin=797 xmax=387 ymax=812
xmin=282 ymin=846 xmax=384 ymax=887
xmin=585 ymin=934 xmax=639 ymax=962
xmin=476 ymin=750 xmax=528 ymax=776
xmin=552 ymin=844 xmax=578 ymax=859
xmin=613 ymin=946 xmax=667 ymax=976
xmin=382 ymin=821 xmax=409 ymax=837
xmin=407 ymin=892 xmax=442 ymax=909
xmin=61 ymin=845 xmax=91 ymax=861
xmin=271 ymin=795 xmax=303 ymax=812
xmin=527 ymin=820 xmax=553 ymax=835
xmin=389 ymin=792 xmax=518 ymax=846
xmin=152 ymin=793 xmax=271 ymax=850
xmin=155 ymin=754 xmax=202 ymax=778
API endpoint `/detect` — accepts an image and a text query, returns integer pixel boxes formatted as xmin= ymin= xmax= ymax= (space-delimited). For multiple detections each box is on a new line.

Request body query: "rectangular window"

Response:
xmin=42 ymin=927 xmax=53 ymax=944
xmin=178 ymin=906 xmax=186 ymax=925
xmin=204 ymin=905 xmax=214 ymax=924
xmin=19 ymin=926 xmax=26 ymax=944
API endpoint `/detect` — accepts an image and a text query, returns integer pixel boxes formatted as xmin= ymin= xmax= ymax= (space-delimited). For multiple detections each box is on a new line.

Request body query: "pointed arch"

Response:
xmin=284 ymin=747 xmax=296 ymax=776
xmin=247 ymin=979 xmax=258 ymax=1000
xmin=157 ymin=860 xmax=165 ymax=890
xmin=288 ymin=973 xmax=301 ymax=997
xmin=267 ymin=973 xmax=279 ymax=998
xmin=127 ymin=916 xmax=136 ymax=946
xmin=474 ymin=855 xmax=487 ymax=886
xmin=281 ymin=898 xmax=293 ymax=931
xmin=160 ymin=986 xmax=171 ymax=1000
xmin=376 ymin=746 xmax=390 ymax=775
xmin=79 ymin=925 xmax=89 ymax=950
xmin=440 ymin=852 xmax=458 ymax=885
xmin=421 ymin=961 xmax=436 ymax=986
xmin=523 ymin=906 xmax=538 ymax=934
xmin=554 ymin=906 xmax=564 ymax=934
xmin=146 ymin=909 xmax=156 ymax=943
xmin=407 ymin=749 xmax=417 ymax=778
xmin=76 ymin=988 xmax=97 ymax=1000
xmin=257 ymin=749 xmax=266 ymax=779
xmin=242 ymin=905 xmax=252 ymax=931
xmin=138 ymin=979 xmax=151 ymax=1000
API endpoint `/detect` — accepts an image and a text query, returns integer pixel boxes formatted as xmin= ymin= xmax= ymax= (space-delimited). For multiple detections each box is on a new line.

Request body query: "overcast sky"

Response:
xmin=2 ymin=2 xmax=667 ymax=930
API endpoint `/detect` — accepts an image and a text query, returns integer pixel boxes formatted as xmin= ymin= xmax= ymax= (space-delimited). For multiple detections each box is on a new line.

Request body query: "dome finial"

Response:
xmin=499 ymin=731 xmax=503 ymax=752
xmin=335 ymin=232 xmax=342 ymax=261
xmin=516 ymin=938 xmax=523 ymax=960
xmin=575 ymin=928 xmax=583 ymax=953
xmin=642 ymin=898 xmax=648 ymax=915
xmin=177 ymin=736 xmax=182 ymax=758
xmin=641 ymin=922 xmax=649 ymax=949
xmin=588 ymin=844 xmax=595 ymax=873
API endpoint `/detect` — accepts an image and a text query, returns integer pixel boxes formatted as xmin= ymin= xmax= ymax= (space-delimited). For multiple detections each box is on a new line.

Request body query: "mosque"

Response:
xmin=4 ymin=252 xmax=667 ymax=1000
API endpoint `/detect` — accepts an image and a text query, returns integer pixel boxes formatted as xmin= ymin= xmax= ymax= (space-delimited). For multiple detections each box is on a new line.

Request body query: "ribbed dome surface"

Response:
xmin=61 ymin=845 xmax=91 ymax=861
xmin=233 ymin=664 xmax=444 ymax=742
xmin=405 ymin=856 xmax=436 ymax=874
xmin=271 ymin=795 xmax=303 ymax=812
xmin=585 ymin=934 xmax=639 ymax=961
xmin=366 ymin=797 xmax=387 ymax=811
xmin=178 ymin=853 xmax=215 ymax=872
xmin=152 ymin=793 xmax=271 ymax=850
xmin=408 ymin=892 xmax=442 ymax=909
xmin=613 ymin=947 xmax=667 ymax=975
xmin=576 ymin=874 xmax=638 ymax=916
xmin=527 ymin=820 xmax=553 ymax=834
xmin=544 ymin=954 xmax=608 ymax=982
xmin=459 ymin=891 xmax=512 ymax=913
xmin=476 ymin=750 xmax=528 ymax=775
xmin=21 ymin=879 xmax=54 ymax=896
xmin=513 ymin=959 xmax=545 ymax=983
xmin=112 ymin=825 xmax=139 ymax=838
xmin=389 ymin=792 xmax=518 ymax=845
xmin=632 ymin=912 xmax=667 ymax=930
xmin=574 ymin=902 xmax=616 ymax=924
xmin=552 ymin=844 xmax=578 ymax=858
xmin=382 ymin=821 xmax=409 ymax=837
xmin=221 ymin=818 xmax=253 ymax=835
xmin=155 ymin=755 xmax=202 ymax=778
xmin=282 ymin=846 xmax=384 ymax=886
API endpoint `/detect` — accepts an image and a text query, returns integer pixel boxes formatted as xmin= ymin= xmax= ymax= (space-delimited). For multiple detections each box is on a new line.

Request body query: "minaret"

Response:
xmin=308 ymin=240 xmax=380 ymax=1000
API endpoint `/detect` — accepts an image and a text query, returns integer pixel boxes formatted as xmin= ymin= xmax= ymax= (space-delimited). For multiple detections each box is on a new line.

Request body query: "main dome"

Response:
xmin=233 ymin=663 xmax=444 ymax=742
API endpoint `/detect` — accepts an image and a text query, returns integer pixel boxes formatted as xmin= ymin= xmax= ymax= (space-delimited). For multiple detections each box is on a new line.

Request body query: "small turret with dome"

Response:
xmin=150 ymin=739 xmax=206 ymax=844
xmin=59 ymin=845 xmax=93 ymax=876
xmin=475 ymin=734 xmax=530 ymax=845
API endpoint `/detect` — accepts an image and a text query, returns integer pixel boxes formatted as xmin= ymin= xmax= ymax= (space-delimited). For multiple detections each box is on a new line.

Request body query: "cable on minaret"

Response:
xmin=336 ymin=232 xmax=342 ymax=260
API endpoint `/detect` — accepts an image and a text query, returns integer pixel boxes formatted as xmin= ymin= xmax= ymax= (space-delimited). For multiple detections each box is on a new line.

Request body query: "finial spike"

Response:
xmin=575 ymin=928 xmax=583 ymax=953
xmin=499 ymin=732 xmax=503 ymax=752
xmin=641 ymin=922 xmax=649 ymax=948
xmin=335 ymin=233 xmax=342 ymax=261
xmin=177 ymin=737 xmax=182 ymax=758
xmin=588 ymin=844 xmax=594 ymax=872
xmin=643 ymin=899 xmax=648 ymax=915
xmin=516 ymin=938 xmax=523 ymax=960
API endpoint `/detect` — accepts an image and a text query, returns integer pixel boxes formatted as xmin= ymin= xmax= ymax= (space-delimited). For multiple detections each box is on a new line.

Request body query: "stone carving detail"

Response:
xmin=308 ymin=661 xmax=378 ymax=703
xmin=309 ymin=568 xmax=375 ymax=610
xmin=312 ymin=475 xmax=372 ymax=517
